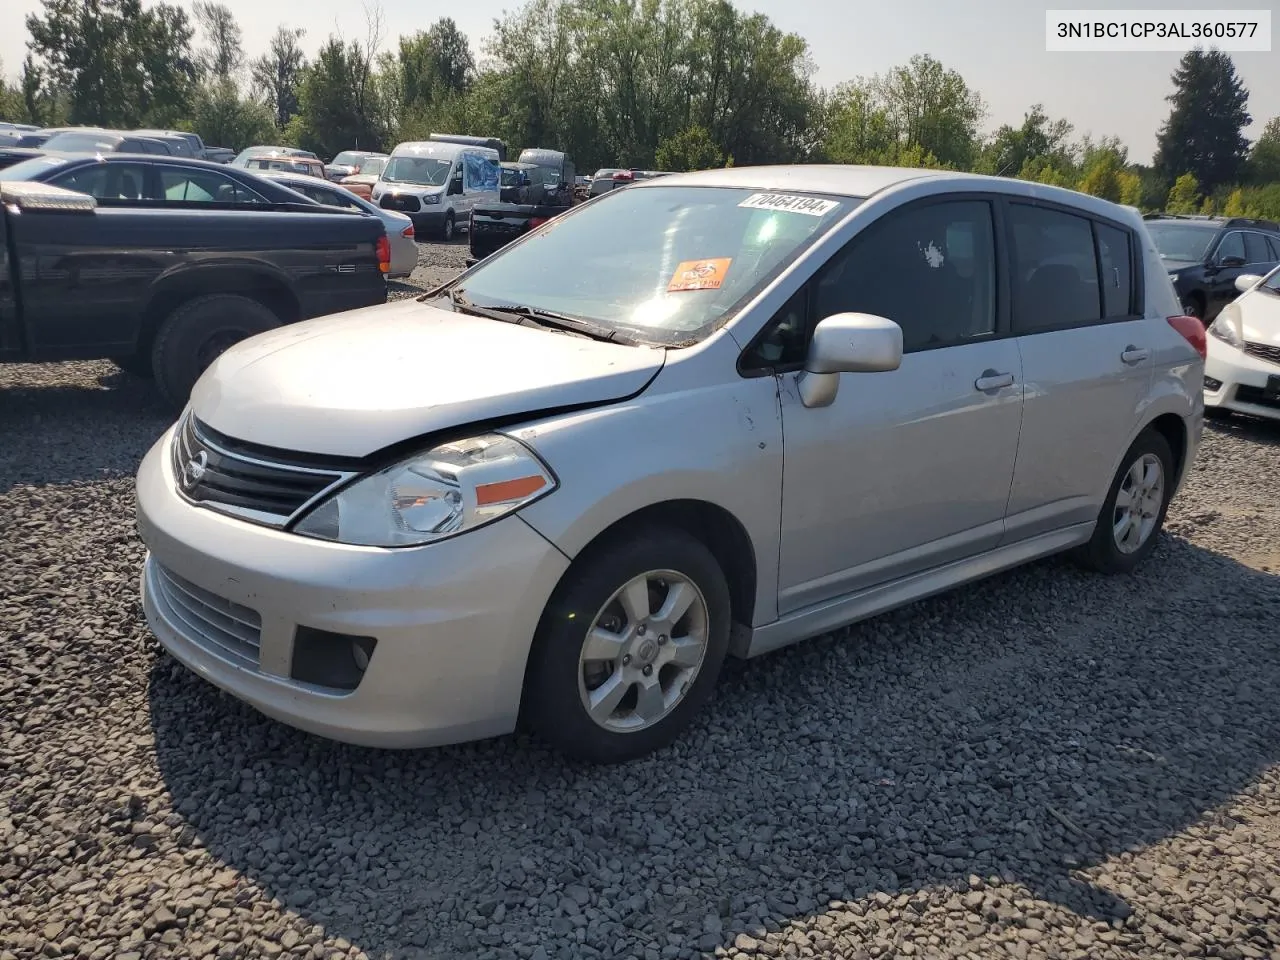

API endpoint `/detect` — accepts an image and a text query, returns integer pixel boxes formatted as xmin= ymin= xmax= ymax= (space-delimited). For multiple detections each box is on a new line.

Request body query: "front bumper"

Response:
xmin=136 ymin=426 xmax=570 ymax=748
xmin=1204 ymin=340 xmax=1280 ymax=419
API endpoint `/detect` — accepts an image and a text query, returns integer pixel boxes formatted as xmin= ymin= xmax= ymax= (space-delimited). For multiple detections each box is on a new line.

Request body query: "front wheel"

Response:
xmin=522 ymin=528 xmax=732 ymax=763
xmin=440 ymin=211 xmax=455 ymax=242
xmin=1075 ymin=429 xmax=1175 ymax=574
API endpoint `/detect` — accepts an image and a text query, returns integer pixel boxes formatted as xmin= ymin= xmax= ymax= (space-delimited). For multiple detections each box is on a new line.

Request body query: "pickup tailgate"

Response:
xmin=469 ymin=202 xmax=566 ymax=260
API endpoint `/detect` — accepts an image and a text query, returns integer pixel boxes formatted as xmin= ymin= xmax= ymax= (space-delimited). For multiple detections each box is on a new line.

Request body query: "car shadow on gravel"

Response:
xmin=1206 ymin=412 xmax=1280 ymax=446
xmin=148 ymin=535 xmax=1280 ymax=959
xmin=0 ymin=363 xmax=173 ymax=491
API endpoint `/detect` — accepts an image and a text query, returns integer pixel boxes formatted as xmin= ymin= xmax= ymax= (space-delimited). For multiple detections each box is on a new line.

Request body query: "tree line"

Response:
xmin=3 ymin=0 xmax=1279 ymax=218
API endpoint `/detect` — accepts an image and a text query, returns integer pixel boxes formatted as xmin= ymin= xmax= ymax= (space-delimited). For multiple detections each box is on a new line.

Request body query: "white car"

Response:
xmin=1204 ymin=265 xmax=1280 ymax=418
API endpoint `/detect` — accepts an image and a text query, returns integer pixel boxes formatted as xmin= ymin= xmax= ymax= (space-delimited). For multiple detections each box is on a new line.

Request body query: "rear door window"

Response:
xmin=1216 ymin=231 xmax=1246 ymax=263
xmin=1244 ymin=232 xmax=1271 ymax=264
xmin=51 ymin=162 xmax=151 ymax=200
xmin=1009 ymin=204 xmax=1102 ymax=332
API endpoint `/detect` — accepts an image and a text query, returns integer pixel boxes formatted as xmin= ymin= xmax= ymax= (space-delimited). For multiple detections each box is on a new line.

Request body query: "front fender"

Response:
xmin=510 ymin=370 xmax=784 ymax=627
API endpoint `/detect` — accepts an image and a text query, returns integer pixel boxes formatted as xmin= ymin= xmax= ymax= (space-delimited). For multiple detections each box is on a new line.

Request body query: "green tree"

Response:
xmin=979 ymin=103 xmax=1075 ymax=177
xmin=251 ymin=25 xmax=307 ymax=129
xmin=398 ymin=18 xmax=474 ymax=114
xmin=1223 ymin=188 xmax=1247 ymax=216
xmin=1166 ymin=173 xmax=1202 ymax=213
xmin=190 ymin=78 xmax=276 ymax=149
xmin=1017 ymin=155 xmax=1074 ymax=188
xmin=1246 ymin=117 xmax=1280 ymax=185
xmin=194 ymin=1 xmax=244 ymax=83
xmin=294 ymin=37 xmax=387 ymax=158
xmin=871 ymin=54 xmax=984 ymax=169
xmin=1153 ymin=48 xmax=1251 ymax=194
xmin=655 ymin=125 xmax=724 ymax=170
xmin=1078 ymin=147 xmax=1124 ymax=202
xmin=1117 ymin=170 xmax=1143 ymax=207
xmin=26 ymin=0 xmax=196 ymax=126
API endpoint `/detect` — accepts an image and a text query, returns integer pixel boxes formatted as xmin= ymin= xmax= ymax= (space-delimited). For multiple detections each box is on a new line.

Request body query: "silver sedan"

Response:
xmin=257 ymin=171 xmax=418 ymax=279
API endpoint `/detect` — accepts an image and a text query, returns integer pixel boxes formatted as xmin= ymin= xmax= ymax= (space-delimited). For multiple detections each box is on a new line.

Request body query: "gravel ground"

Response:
xmin=4 ymin=242 xmax=1280 ymax=959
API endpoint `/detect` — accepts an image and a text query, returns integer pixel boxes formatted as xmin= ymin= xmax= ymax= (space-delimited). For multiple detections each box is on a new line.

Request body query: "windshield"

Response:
xmin=383 ymin=156 xmax=451 ymax=186
xmin=452 ymin=185 xmax=850 ymax=344
xmin=356 ymin=156 xmax=386 ymax=176
xmin=332 ymin=151 xmax=366 ymax=167
xmin=42 ymin=132 xmax=119 ymax=152
xmin=0 ymin=155 xmax=71 ymax=180
xmin=1146 ymin=222 xmax=1216 ymax=262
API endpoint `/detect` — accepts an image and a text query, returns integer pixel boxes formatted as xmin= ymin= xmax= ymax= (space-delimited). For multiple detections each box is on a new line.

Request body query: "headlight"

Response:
xmin=422 ymin=193 xmax=441 ymax=205
xmin=1208 ymin=311 xmax=1244 ymax=349
xmin=293 ymin=434 xmax=556 ymax=547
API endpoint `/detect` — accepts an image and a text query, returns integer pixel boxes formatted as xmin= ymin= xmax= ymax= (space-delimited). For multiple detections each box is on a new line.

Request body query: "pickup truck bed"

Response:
xmin=0 ymin=181 xmax=388 ymax=406
xmin=468 ymin=201 xmax=572 ymax=262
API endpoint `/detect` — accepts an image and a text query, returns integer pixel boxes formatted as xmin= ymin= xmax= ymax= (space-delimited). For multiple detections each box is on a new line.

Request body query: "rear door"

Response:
xmin=1002 ymin=201 xmax=1153 ymax=542
xmin=1244 ymin=231 xmax=1279 ymax=281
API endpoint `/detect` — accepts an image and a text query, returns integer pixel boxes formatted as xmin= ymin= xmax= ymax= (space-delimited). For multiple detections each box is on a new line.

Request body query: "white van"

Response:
xmin=372 ymin=141 xmax=501 ymax=241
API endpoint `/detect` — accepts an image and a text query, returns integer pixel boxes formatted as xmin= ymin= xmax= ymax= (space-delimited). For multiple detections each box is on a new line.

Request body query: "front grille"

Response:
xmin=1244 ymin=341 xmax=1280 ymax=365
xmin=379 ymin=194 xmax=421 ymax=213
xmin=172 ymin=415 xmax=355 ymax=527
xmin=153 ymin=562 xmax=262 ymax=666
xmin=1234 ymin=385 xmax=1280 ymax=410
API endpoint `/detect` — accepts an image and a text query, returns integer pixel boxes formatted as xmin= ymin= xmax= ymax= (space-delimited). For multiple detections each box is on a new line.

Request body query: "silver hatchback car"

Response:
xmin=136 ymin=165 xmax=1206 ymax=763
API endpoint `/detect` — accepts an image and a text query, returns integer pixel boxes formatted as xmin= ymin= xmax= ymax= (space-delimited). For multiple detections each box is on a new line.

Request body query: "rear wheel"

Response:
xmin=1183 ymin=295 xmax=1205 ymax=322
xmin=1075 ymin=429 xmax=1175 ymax=574
xmin=151 ymin=294 xmax=281 ymax=409
xmin=523 ymin=528 xmax=731 ymax=763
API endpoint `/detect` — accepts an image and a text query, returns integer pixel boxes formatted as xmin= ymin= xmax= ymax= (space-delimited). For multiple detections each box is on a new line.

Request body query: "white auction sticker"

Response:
xmin=738 ymin=193 xmax=839 ymax=217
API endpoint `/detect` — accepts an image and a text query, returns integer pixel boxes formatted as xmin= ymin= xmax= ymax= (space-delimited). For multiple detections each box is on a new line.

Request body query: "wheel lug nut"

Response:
xmin=658 ymin=635 xmax=667 ymax=645
xmin=643 ymin=665 xmax=653 ymax=676
xmin=622 ymin=655 xmax=631 ymax=665
xmin=637 ymin=624 xmax=646 ymax=635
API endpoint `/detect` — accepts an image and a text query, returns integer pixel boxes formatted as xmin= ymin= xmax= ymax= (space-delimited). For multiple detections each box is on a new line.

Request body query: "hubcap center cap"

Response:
xmin=635 ymin=638 xmax=658 ymax=664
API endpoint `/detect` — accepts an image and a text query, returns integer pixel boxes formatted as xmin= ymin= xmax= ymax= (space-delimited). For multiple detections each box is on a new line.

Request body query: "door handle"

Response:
xmin=1121 ymin=346 xmax=1150 ymax=365
xmin=974 ymin=370 xmax=1014 ymax=391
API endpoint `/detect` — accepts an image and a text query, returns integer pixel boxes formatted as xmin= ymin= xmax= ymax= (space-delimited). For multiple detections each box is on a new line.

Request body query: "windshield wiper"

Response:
xmin=446 ymin=290 xmax=638 ymax=345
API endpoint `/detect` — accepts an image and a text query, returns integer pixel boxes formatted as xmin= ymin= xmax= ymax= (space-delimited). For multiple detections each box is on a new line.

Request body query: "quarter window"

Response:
xmin=1009 ymin=204 xmax=1101 ymax=332
xmin=1094 ymin=222 xmax=1133 ymax=319
xmin=813 ymin=199 xmax=997 ymax=352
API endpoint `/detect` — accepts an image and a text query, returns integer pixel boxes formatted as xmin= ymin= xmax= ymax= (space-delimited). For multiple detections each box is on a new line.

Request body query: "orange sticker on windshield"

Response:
xmin=667 ymin=258 xmax=732 ymax=292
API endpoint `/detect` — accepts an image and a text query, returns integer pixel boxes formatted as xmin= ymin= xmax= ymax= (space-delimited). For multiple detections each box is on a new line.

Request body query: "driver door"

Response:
xmin=767 ymin=195 xmax=1025 ymax=614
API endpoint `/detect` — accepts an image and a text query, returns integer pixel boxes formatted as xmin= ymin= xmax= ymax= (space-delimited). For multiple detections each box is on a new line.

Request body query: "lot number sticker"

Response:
xmin=739 ymin=193 xmax=839 ymax=217
xmin=667 ymin=258 xmax=733 ymax=292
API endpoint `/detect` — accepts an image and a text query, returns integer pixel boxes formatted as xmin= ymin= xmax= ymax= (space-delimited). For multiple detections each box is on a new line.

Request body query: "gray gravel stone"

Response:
xmin=5 ymin=249 xmax=1280 ymax=959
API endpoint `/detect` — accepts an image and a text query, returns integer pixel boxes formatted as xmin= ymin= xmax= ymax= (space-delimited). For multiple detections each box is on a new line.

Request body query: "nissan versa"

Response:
xmin=136 ymin=165 xmax=1205 ymax=763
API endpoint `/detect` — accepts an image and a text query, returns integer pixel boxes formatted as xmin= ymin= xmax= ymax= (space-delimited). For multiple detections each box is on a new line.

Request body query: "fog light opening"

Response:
xmin=1204 ymin=376 xmax=1223 ymax=392
xmin=352 ymin=637 xmax=374 ymax=672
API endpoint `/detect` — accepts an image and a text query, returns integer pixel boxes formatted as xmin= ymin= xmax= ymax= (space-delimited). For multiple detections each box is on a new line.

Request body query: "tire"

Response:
xmin=440 ymin=211 xmax=455 ymax=242
xmin=109 ymin=352 xmax=154 ymax=379
xmin=1183 ymin=295 xmax=1205 ymax=322
xmin=151 ymin=294 xmax=281 ymax=410
xmin=522 ymin=527 xmax=732 ymax=764
xmin=1074 ymin=429 xmax=1175 ymax=574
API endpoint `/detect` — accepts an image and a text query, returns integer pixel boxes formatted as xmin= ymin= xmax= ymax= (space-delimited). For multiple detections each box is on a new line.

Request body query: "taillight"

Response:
xmin=613 ymin=171 xmax=633 ymax=180
xmin=376 ymin=235 xmax=390 ymax=274
xmin=529 ymin=217 xmax=548 ymax=229
xmin=401 ymin=223 xmax=414 ymax=239
xmin=1167 ymin=315 xmax=1206 ymax=359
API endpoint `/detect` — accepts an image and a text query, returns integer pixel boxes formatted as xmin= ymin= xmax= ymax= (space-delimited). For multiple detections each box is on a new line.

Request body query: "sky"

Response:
xmin=3 ymin=0 xmax=1277 ymax=165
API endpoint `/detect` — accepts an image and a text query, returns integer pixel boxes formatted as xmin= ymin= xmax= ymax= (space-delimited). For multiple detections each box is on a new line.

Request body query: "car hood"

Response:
xmin=190 ymin=298 xmax=665 ymax=458
xmin=1237 ymin=291 xmax=1280 ymax=343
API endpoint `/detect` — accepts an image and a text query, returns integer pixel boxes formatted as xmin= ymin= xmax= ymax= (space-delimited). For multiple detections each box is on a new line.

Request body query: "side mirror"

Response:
xmin=1236 ymin=273 xmax=1263 ymax=293
xmin=1219 ymin=255 xmax=1247 ymax=268
xmin=448 ymin=177 xmax=463 ymax=196
xmin=796 ymin=313 xmax=903 ymax=409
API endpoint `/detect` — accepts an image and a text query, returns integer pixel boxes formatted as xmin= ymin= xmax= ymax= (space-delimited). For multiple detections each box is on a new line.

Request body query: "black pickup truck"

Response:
xmin=0 ymin=180 xmax=389 ymax=406
xmin=467 ymin=149 xmax=576 ymax=263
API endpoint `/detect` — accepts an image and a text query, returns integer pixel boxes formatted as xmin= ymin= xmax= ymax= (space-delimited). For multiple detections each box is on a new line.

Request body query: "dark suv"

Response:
xmin=1145 ymin=214 xmax=1280 ymax=323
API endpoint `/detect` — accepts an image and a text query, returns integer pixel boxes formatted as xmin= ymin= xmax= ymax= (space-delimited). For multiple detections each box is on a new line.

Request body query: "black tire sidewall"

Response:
xmin=151 ymin=294 xmax=281 ymax=408
xmin=442 ymin=212 xmax=455 ymax=242
xmin=1083 ymin=429 xmax=1175 ymax=573
xmin=523 ymin=528 xmax=732 ymax=764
